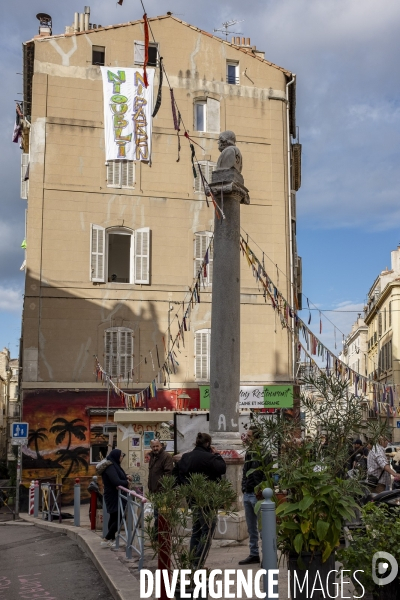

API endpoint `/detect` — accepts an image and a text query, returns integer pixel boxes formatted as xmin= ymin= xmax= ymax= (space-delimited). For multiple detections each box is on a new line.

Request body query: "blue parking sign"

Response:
xmin=12 ymin=422 xmax=28 ymax=438
xmin=397 ymin=421 xmax=400 ymax=429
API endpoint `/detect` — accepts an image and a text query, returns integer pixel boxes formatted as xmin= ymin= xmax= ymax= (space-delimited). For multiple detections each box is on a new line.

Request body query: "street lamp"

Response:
xmin=177 ymin=392 xmax=191 ymax=410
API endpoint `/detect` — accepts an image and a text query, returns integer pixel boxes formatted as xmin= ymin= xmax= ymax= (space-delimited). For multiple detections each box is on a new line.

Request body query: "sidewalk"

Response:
xmin=19 ymin=509 xmax=363 ymax=599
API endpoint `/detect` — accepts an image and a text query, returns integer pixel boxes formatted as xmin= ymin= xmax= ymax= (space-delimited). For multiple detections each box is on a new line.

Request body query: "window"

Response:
xmin=195 ymin=329 xmax=211 ymax=381
xmin=92 ymin=45 xmax=105 ymax=66
xmin=90 ymin=225 xmax=150 ymax=284
xmin=384 ymin=308 xmax=387 ymax=331
xmin=194 ymin=161 xmax=216 ymax=193
xmin=195 ymin=101 xmax=206 ymax=132
xmin=194 ymin=232 xmax=213 ymax=285
xmin=107 ymin=160 xmax=135 ymax=189
xmin=21 ymin=153 xmax=29 ymax=199
xmin=134 ymin=41 xmax=158 ymax=67
xmin=378 ymin=313 xmax=382 ymax=337
xmin=194 ymin=98 xmax=220 ymax=133
xmin=105 ymin=327 xmax=133 ymax=378
xmin=389 ymin=301 xmax=392 ymax=327
xmin=227 ymin=61 xmax=239 ymax=85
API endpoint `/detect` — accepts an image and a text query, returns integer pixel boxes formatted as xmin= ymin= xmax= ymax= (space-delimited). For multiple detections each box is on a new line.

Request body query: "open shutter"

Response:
xmin=134 ymin=41 xmax=145 ymax=65
xmin=107 ymin=161 xmax=121 ymax=188
xmin=195 ymin=330 xmax=210 ymax=381
xmin=194 ymin=162 xmax=207 ymax=193
xmin=194 ymin=232 xmax=213 ymax=285
xmin=206 ymin=98 xmax=220 ymax=133
xmin=134 ymin=227 xmax=150 ymax=284
xmin=207 ymin=162 xmax=216 ymax=185
xmin=21 ymin=153 xmax=29 ymax=199
xmin=90 ymin=224 xmax=105 ymax=282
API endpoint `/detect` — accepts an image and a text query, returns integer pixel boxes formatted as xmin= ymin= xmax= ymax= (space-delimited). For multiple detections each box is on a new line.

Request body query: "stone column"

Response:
xmin=208 ymin=168 xmax=249 ymax=450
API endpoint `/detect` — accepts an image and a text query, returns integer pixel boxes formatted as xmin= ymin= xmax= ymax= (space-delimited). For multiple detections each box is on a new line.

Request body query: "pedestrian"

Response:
xmin=367 ymin=437 xmax=400 ymax=493
xmin=96 ymin=448 xmax=131 ymax=547
xmin=351 ymin=439 xmax=368 ymax=472
xmin=148 ymin=439 xmax=174 ymax=534
xmin=177 ymin=432 xmax=226 ymax=567
xmin=238 ymin=426 xmax=266 ymax=565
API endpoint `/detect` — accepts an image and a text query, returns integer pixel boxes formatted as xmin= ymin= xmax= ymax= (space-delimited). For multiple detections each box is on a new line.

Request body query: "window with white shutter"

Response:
xmin=134 ymin=41 xmax=158 ymax=66
xmin=90 ymin=224 xmax=105 ymax=282
xmin=21 ymin=153 xmax=29 ymax=199
xmin=104 ymin=327 xmax=133 ymax=378
xmin=194 ymin=232 xmax=213 ymax=285
xmin=194 ymin=161 xmax=216 ymax=193
xmin=195 ymin=329 xmax=211 ymax=381
xmin=107 ymin=160 xmax=135 ymax=189
xmin=91 ymin=226 xmax=151 ymax=284
xmin=134 ymin=227 xmax=150 ymax=284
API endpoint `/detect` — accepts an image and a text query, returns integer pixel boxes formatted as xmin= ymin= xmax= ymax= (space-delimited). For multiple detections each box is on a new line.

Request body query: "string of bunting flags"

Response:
xmin=93 ymin=236 xmax=213 ymax=409
xmin=239 ymin=234 xmax=400 ymax=413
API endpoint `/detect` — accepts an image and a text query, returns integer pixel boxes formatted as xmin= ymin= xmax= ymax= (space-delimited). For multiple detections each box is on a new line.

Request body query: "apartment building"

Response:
xmin=364 ymin=246 xmax=400 ymax=441
xmin=19 ymin=9 xmax=301 ymax=489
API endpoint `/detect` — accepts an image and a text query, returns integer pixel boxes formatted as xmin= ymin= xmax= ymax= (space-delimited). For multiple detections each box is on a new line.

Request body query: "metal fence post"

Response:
xmin=138 ymin=502 xmax=144 ymax=571
xmin=261 ymin=488 xmax=278 ymax=599
xmin=126 ymin=495 xmax=133 ymax=560
xmin=29 ymin=480 xmax=35 ymax=515
xmin=74 ymin=478 xmax=80 ymax=527
xmin=90 ymin=489 xmax=97 ymax=530
xmin=33 ymin=480 xmax=39 ymax=518
xmin=102 ymin=495 xmax=109 ymax=538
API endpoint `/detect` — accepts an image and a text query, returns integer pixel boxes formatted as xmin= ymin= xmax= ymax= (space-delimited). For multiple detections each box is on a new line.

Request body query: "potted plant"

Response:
xmin=145 ymin=473 xmax=236 ymax=599
xmin=250 ymin=373 xmax=388 ymax=598
xmin=338 ymin=503 xmax=400 ymax=600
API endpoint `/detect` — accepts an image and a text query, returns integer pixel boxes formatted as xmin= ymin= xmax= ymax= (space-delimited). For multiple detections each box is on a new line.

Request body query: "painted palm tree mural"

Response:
xmin=28 ymin=428 xmax=48 ymax=460
xmin=56 ymin=447 xmax=89 ymax=478
xmin=49 ymin=418 xmax=88 ymax=477
xmin=50 ymin=418 xmax=87 ymax=455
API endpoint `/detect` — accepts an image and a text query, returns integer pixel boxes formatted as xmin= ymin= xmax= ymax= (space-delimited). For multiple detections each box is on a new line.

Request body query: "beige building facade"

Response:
xmin=364 ymin=247 xmax=400 ymax=442
xmin=19 ymin=11 xmax=301 ymax=485
xmin=0 ymin=349 xmax=19 ymax=462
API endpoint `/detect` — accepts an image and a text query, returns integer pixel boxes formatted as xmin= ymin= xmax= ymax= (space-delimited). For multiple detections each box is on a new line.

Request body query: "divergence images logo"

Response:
xmin=372 ymin=552 xmax=398 ymax=586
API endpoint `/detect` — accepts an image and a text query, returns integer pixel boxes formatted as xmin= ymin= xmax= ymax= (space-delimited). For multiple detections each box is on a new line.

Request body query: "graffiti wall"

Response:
xmin=22 ymin=388 xmax=200 ymax=503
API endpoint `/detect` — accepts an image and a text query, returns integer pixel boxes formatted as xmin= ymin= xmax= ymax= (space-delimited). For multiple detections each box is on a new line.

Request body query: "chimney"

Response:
xmin=79 ymin=13 xmax=84 ymax=32
xmin=74 ymin=12 xmax=79 ymax=32
xmin=84 ymin=6 xmax=90 ymax=31
xmin=245 ymin=37 xmax=250 ymax=46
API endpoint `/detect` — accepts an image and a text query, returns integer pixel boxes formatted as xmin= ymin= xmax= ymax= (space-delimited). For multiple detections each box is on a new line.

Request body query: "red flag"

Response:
xmin=143 ymin=13 xmax=149 ymax=88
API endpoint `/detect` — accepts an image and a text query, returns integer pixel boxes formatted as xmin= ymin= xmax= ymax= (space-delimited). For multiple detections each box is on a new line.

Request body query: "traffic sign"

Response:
xmin=397 ymin=421 xmax=400 ymax=429
xmin=12 ymin=422 xmax=29 ymax=439
xmin=11 ymin=439 xmax=27 ymax=445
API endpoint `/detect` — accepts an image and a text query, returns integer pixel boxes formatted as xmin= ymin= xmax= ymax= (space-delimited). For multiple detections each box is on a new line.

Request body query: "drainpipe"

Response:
xmin=286 ymin=74 xmax=296 ymax=381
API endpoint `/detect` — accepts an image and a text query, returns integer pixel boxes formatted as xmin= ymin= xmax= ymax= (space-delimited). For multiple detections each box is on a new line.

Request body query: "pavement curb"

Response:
xmin=20 ymin=514 xmax=141 ymax=600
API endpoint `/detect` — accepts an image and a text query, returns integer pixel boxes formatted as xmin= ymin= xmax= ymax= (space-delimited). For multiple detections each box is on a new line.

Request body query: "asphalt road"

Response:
xmin=0 ymin=524 xmax=113 ymax=600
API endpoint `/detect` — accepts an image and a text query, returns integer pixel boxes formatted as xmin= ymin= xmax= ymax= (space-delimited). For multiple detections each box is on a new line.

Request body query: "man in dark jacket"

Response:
xmin=96 ymin=448 xmax=131 ymax=547
xmin=177 ymin=432 xmax=226 ymax=566
xmin=148 ymin=439 xmax=174 ymax=535
xmin=239 ymin=426 xmax=265 ymax=564
xmin=148 ymin=439 xmax=174 ymax=492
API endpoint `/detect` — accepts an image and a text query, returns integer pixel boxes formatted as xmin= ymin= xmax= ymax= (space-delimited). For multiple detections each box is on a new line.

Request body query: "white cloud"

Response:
xmin=0 ymin=286 xmax=23 ymax=313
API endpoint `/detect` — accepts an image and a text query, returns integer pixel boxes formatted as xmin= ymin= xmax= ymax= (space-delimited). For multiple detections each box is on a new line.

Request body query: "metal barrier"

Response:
xmin=0 ymin=486 xmax=16 ymax=520
xmin=115 ymin=486 xmax=147 ymax=568
xmin=41 ymin=482 xmax=62 ymax=522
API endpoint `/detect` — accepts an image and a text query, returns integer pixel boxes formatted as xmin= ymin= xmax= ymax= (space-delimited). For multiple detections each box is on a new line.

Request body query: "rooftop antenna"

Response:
xmin=214 ymin=19 xmax=244 ymax=41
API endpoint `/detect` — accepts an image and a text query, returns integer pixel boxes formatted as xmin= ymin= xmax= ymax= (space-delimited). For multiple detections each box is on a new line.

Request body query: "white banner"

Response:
xmin=101 ymin=67 xmax=154 ymax=162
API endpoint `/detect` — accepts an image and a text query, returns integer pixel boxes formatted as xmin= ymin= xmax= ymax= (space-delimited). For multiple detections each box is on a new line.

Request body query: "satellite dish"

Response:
xmin=36 ymin=13 xmax=52 ymax=23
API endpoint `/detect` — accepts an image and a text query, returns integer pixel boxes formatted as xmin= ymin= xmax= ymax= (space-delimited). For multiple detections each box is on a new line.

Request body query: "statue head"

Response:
xmin=218 ymin=130 xmax=236 ymax=153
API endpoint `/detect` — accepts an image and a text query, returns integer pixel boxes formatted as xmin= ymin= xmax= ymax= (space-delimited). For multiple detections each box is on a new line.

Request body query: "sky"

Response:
xmin=0 ymin=0 xmax=399 ymax=359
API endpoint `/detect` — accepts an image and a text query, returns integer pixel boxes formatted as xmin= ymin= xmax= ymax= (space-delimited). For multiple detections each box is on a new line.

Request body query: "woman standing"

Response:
xmin=97 ymin=449 xmax=131 ymax=547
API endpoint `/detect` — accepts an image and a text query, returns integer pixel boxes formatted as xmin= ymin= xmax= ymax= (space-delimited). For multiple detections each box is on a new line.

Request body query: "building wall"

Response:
xmin=22 ymin=16 xmax=296 ymax=396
